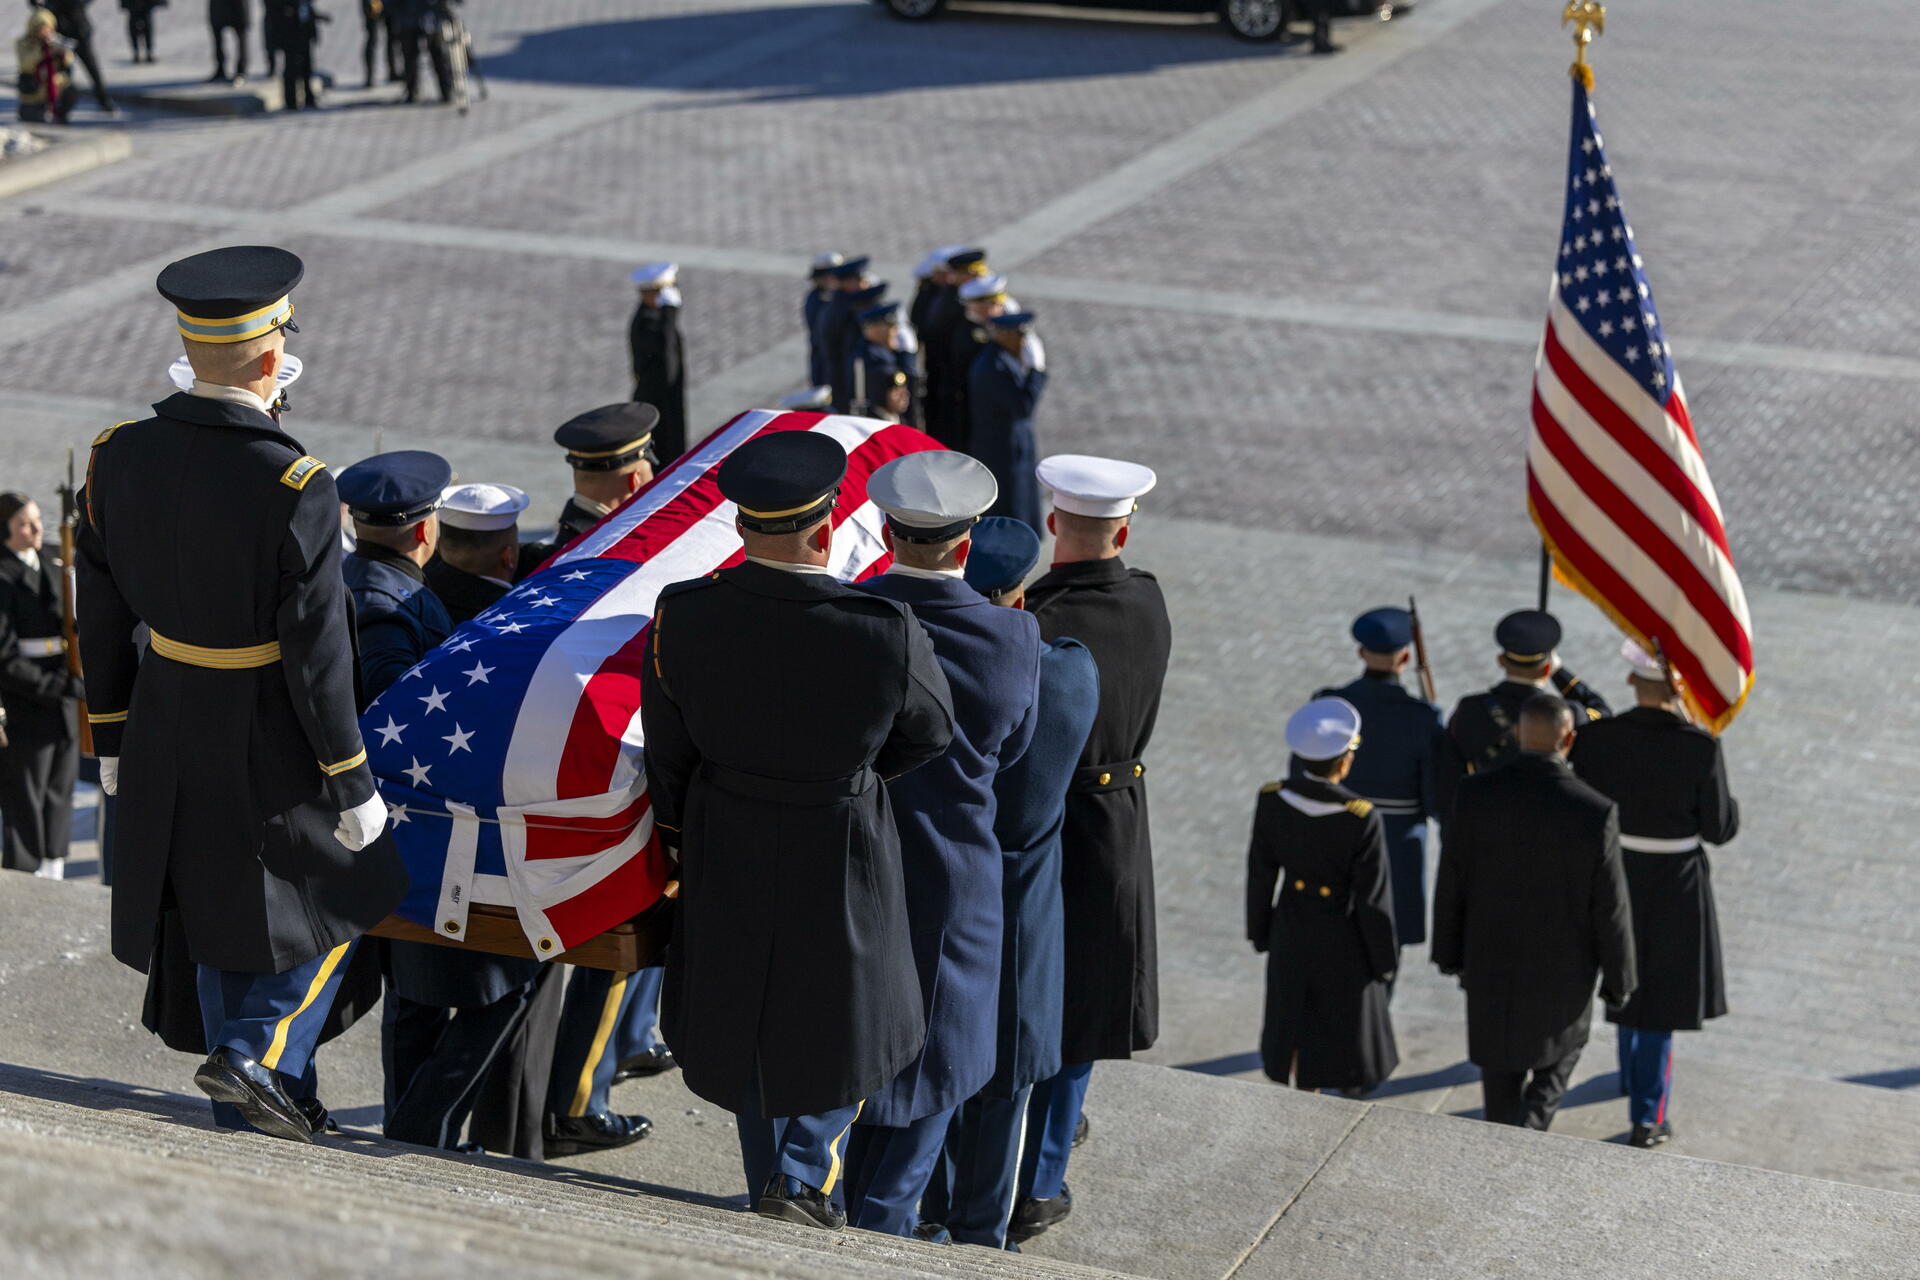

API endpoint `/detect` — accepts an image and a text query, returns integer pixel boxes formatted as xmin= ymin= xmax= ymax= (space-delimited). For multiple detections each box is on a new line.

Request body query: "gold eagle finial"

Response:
xmin=1562 ymin=1 xmax=1606 ymax=88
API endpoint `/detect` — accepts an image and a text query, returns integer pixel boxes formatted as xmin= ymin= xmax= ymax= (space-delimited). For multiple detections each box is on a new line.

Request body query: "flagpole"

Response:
xmin=1536 ymin=545 xmax=1551 ymax=611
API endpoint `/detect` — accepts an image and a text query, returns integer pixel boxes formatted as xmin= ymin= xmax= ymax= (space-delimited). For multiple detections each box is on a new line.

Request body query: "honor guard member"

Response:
xmin=970 ymin=312 xmax=1048 ymax=535
xmin=1433 ymin=694 xmax=1636 ymax=1131
xmin=0 ymin=492 xmax=85 ymax=877
xmin=640 ymin=431 xmax=955 ymax=1230
xmin=908 ymin=244 xmax=965 ymax=338
xmin=923 ymin=248 xmax=989 ymax=446
xmin=850 ymin=301 xmax=917 ymax=423
xmin=840 ymin=454 xmax=1042 ymax=1240
xmin=814 ymin=256 xmax=871 ymax=419
xmin=937 ymin=273 xmax=1010 ymax=452
xmin=937 ymin=518 xmax=1099 ymax=1250
xmin=1012 ymin=455 xmax=1171 ymax=1240
xmin=337 ymin=451 xmax=454 ymax=702
xmin=1316 ymin=608 xmax=1445 ymax=953
xmin=1247 ymin=698 xmax=1399 ymax=1096
xmin=1440 ymin=609 xmax=1610 ymax=821
xmin=76 ymin=246 xmax=404 ymax=1142
xmin=628 ymin=262 xmax=687 ymax=463
xmin=829 ymin=279 xmax=888 ymax=413
xmin=170 ymin=349 xmax=304 ymax=420
xmin=524 ymin=401 xmax=661 ymax=574
xmin=1570 ymin=640 xmax=1740 ymax=1150
xmin=804 ymin=251 xmax=844 ymax=388
xmin=426 ymin=482 xmax=529 ymax=624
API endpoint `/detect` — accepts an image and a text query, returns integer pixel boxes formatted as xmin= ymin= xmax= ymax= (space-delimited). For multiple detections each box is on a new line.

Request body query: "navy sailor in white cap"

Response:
xmin=840 ymin=452 xmax=1042 ymax=1240
xmin=427 ymin=482 xmax=530 ymax=624
xmin=629 ymin=262 xmax=686 ymax=463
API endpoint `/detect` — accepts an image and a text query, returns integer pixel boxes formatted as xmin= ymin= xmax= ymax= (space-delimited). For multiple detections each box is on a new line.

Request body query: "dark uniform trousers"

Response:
xmin=842 ymin=1106 xmax=958 ymax=1235
xmin=0 ymin=550 xmax=79 ymax=873
xmin=198 ymin=939 xmax=358 ymax=1131
xmin=1480 ymin=1050 xmax=1583 ymax=1130
xmin=1019 ymin=1062 xmax=1093 ymax=1201
xmin=738 ymin=1092 xmax=865 ymax=1203
xmin=547 ymin=965 xmax=639 ymax=1121
xmin=936 ymin=1085 xmax=1034 ymax=1246
xmin=383 ymin=955 xmax=542 ymax=1149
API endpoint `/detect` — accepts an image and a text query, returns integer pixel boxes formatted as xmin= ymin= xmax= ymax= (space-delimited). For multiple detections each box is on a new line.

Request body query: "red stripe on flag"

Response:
xmin=541 ymin=833 xmax=671 ymax=951
xmin=523 ymin=791 xmax=652 ymax=862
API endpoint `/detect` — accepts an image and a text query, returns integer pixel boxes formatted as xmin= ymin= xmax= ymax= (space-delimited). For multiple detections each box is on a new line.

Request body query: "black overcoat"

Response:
xmin=641 ymin=561 xmax=955 ymax=1118
xmin=1570 ymin=707 xmax=1739 ymax=1032
xmin=1431 ymin=752 xmax=1636 ymax=1071
xmin=629 ymin=302 xmax=686 ymax=463
xmin=76 ymin=392 xmax=407 ymax=975
xmin=1438 ymin=674 xmax=1611 ymax=820
xmin=1245 ymin=776 xmax=1398 ymax=1091
xmin=1026 ymin=557 xmax=1172 ymax=1063
xmin=424 ymin=557 xmax=510 ymax=626
xmin=0 ymin=551 xmax=77 ymax=749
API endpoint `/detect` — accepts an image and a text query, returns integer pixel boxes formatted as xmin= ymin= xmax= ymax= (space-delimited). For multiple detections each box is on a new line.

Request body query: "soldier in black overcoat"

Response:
xmin=628 ymin=263 xmax=687 ymax=463
xmin=1246 ymin=698 xmax=1399 ymax=1095
xmin=76 ymin=247 xmax=405 ymax=1143
xmin=0 ymin=493 xmax=84 ymax=876
xmin=1432 ymin=693 xmax=1636 ymax=1131
xmin=640 ymin=431 xmax=954 ymax=1231
xmin=1569 ymin=639 xmax=1740 ymax=1149
xmin=1010 ymin=454 xmax=1170 ymax=1241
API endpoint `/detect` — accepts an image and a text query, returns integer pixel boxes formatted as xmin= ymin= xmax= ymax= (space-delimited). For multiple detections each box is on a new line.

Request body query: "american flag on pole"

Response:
xmin=362 ymin=411 xmax=943 ymax=954
xmin=1528 ymin=73 xmax=1755 ymax=732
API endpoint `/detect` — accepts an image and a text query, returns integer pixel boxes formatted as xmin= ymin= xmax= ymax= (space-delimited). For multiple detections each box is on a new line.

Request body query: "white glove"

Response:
xmin=334 ymin=793 xmax=389 ymax=851
xmin=1021 ymin=332 xmax=1047 ymax=375
xmin=98 ymin=757 xmax=119 ymax=797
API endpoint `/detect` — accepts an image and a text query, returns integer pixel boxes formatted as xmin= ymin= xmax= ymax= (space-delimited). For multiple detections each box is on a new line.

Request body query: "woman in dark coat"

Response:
xmin=0 ymin=493 xmax=84 ymax=876
xmin=1246 ymin=697 xmax=1399 ymax=1093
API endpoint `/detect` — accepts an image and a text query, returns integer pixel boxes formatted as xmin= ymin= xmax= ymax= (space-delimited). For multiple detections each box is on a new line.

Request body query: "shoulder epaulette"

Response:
xmin=1260 ymin=781 xmax=1283 ymax=794
xmin=93 ymin=420 xmax=133 ymax=448
xmin=280 ymin=455 xmax=326 ymax=491
xmin=1345 ymin=798 xmax=1374 ymax=817
xmin=1585 ymin=707 xmax=1604 ymax=722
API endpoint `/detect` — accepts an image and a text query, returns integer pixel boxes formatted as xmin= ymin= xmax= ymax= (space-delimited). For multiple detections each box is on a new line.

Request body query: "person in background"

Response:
xmin=426 ymin=482 xmax=526 ymax=623
xmin=16 ymin=8 xmax=77 ymax=122
xmin=207 ymin=0 xmax=249 ymax=84
xmin=337 ymin=450 xmax=452 ymax=700
xmin=390 ymin=0 xmax=448 ymax=103
xmin=520 ymin=401 xmax=659 ymax=575
xmin=120 ymin=0 xmax=163 ymax=63
xmin=969 ymin=311 xmax=1047 ymax=535
xmin=43 ymin=0 xmax=112 ymax=110
xmin=263 ymin=0 xmax=323 ymax=110
xmin=804 ymin=251 xmax=843 ymax=389
xmin=0 ymin=492 xmax=84 ymax=878
xmin=628 ymin=262 xmax=687 ymax=464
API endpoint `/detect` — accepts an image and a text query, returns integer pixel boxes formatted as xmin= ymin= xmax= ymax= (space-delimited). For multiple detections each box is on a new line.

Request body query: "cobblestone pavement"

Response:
xmin=4 ymin=0 xmax=1918 ymax=1125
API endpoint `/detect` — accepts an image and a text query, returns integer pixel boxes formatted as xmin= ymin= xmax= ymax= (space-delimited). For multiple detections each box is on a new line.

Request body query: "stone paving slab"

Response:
xmin=0 ymin=131 xmax=130 ymax=202
xmin=0 ymin=206 xmax=202 ymax=316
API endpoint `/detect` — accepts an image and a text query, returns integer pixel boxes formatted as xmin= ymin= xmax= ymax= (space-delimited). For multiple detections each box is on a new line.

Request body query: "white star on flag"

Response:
xmin=419 ymin=687 xmax=450 ymax=713
xmin=530 ymin=595 xmax=559 ymax=608
xmin=386 ymin=800 xmax=410 ymax=826
xmin=402 ymin=664 xmax=427 ymax=681
xmin=403 ymin=757 xmax=432 ymax=787
xmin=497 ymin=621 xmax=527 ymax=635
xmin=443 ymin=724 xmax=475 ymax=754
xmin=446 ymin=636 xmax=478 ymax=654
xmin=464 ymin=662 xmax=495 ymax=686
xmin=563 ymin=570 xmax=591 ymax=582
xmin=376 ymin=716 xmax=407 ymax=746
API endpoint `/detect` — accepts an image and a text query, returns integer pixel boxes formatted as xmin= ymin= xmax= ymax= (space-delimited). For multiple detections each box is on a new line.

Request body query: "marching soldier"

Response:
xmin=640 ymin=431 xmax=955 ymax=1230
xmin=337 ymin=451 xmax=453 ymax=701
xmin=0 ymin=492 xmax=84 ymax=878
xmin=1246 ymin=698 xmax=1399 ymax=1096
xmin=939 ymin=517 xmax=1099 ymax=1250
xmin=840 ymin=454 xmax=1042 ymax=1240
xmin=1570 ymin=640 xmax=1740 ymax=1150
xmin=804 ymin=251 xmax=843 ymax=390
xmin=969 ymin=311 xmax=1047 ymax=534
xmin=1439 ymin=609 xmax=1609 ymax=820
xmin=1012 ymin=455 xmax=1171 ymax=1241
xmin=521 ymin=401 xmax=659 ymax=575
xmin=1316 ymin=608 xmax=1445 ymax=956
xmin=628 ymin=262 xmax=687 ymax=464
xmin=76 ymin=246 xmax=403 ymax=1141
xmin=425 ymin=482 xmax=529 ymax=623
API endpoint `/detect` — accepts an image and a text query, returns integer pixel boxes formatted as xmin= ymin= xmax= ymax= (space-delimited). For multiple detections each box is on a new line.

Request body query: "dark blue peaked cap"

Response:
xmin=830 ymin=257 xmax=871 ymax=278
xmin=964 ymin=516 xmax=1042 ymax=596
xmin=337 ymin=450 xmax=453 ymax=526
xmin=847 ymin=281 xmax=888 ymax=308
xmin=858 ymin=301 xmax=902 ymax=325
xmin=1496 ymin=609 xmax=1562 ymax=662
xmin=1352 ymin=607 xmax=1413 ymax=653
xmin=718 ymin=432 xmax=846 ymax=534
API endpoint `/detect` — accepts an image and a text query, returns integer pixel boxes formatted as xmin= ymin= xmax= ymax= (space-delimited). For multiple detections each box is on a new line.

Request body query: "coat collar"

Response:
xmin=1506 ymin=751 xmax=1573 ymax=778
xmin=859 ymin=572 xmax=982 ymax=611
xmin=720 ymin=558 xmax=856 ymax=603
xmin=155 ymin=390 xmax=295 ymax=443
xmin=1286 ymin=774 xmax=1360 ymax=806
xmin=353 ymin=542 xmax=428 ymax=585
xmin=1031 ymin=556 xmax=1128 ymax=592
xmin=1618 ymin=705 xmax=1688 ymax=729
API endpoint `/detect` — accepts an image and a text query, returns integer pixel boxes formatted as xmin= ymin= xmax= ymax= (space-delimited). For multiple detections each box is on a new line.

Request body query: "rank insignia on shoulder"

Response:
xmin=93 ymin=420 xmax=133 ymax=448
xmin=1585 ymin=707 xmax=1603 ymax=722
xmin=280 ymin=455 xmax=327 ymax=490
xmin=1260 ymin=781 xmax=1283 ymax=794
xmin=1345 ymin=798 xmax=1374 ymax=817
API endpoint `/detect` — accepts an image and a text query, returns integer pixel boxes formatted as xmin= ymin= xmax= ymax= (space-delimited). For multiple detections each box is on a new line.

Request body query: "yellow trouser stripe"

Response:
xmin=568 ymin=972 xmax=629 ymax=1117
xmin=319 ymin=748 xmax=367 ymax=776
xmin=149 ymin=630 xmax=282 ymax=669
xmin=820 ymin=1100 xmax=864 ymax=1196
xmin=260 ymin=941 xmax=350 ymax=1071
xmin=87 ymin=710 xmax=128 ymax=724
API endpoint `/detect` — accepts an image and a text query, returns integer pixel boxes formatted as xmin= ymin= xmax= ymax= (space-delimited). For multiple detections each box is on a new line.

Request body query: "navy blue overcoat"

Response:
xmin=968 ymin=346 xmax=1047 ymax=534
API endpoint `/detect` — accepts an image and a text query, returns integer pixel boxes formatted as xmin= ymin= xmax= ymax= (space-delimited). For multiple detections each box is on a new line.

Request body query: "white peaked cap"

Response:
xmin=1036 ymin=454 xmax=1158 ymax=519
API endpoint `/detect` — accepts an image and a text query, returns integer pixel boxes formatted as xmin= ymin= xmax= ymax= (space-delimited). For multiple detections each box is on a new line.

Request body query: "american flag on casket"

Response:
xmin=362 ymin=411 xmax=943 ymax=955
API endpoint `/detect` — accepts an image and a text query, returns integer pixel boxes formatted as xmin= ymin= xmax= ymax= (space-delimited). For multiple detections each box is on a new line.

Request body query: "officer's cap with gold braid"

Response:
xmin=555 ymin=402 xmax=660 ymax=472
xmin=718 ymin=431 xmax=844 ymax=536
xmin=337 ymin=451 xmax=453 ymax=527
xmin=157 ymin=246 xmax=302 ymax=345
xmin=1495 ymin=609 xmax=1562 ymax=665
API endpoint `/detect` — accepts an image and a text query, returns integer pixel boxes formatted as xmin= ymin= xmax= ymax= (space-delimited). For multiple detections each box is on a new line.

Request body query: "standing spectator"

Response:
xmin=263 ymin=0 xmax=321 ymax=110
xmin=1432 ymin=693 xmax=1636 ymax=1131
xmin=207 ymin=0 xmax=249 ymax=83
xmin=43 ymin=1 xmax=112 ymax=109
xmin=16 ymin=8 xmax=77 ymax=122
xmin=0 ymin=492 xmax=84 ymax=878
xmin=628 ymin=262 xmax=687 ymax=463
xmin=391 ymin=0 xmax=447 ymax=103
xmin=120 ymin=0 xmax=163 ymax=63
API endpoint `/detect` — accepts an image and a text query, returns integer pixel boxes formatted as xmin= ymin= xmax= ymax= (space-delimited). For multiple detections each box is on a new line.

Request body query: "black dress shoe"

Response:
xmin=294 ymin=1097 xmax=339 ymax=1134
xmin=1629 ymin=1121 xmax=1674 ymax=1149
xmin=912 ymin=1221 xmax=952 ymax=1243
xmin=755 ymin=1175 xmax=845 ymax=1230
xmin=1073 ymin=1112 xmax=1090 ymax=1147
xmin=1007 ymin=1184 xmax=1072 ymax=1241
xmin=194 ymin=1047 xmax=314 ymax=1144
xmin=544 ymin=1111 xmax=653 ymax=1156
xmin=612 ymin=1047 xmax=678 ymax=1083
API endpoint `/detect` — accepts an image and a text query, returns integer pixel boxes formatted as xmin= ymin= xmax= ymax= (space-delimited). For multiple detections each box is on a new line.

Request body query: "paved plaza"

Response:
xmin=3 ymin=0 xmax=1919 ymax=1262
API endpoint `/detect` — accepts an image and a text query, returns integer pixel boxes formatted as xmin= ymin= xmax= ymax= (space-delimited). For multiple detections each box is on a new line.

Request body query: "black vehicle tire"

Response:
xmin=884 ymin=0 xmax=947 ymax=20
xmin=1221 ymin=0 xmax=1290 ymax=41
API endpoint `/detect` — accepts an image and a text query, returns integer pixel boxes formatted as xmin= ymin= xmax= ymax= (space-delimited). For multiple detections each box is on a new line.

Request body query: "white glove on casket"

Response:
xmin=98 ymin=757 xmax=119 ymax=797
xmin=334 ymin=792 xmax=389 ymax=851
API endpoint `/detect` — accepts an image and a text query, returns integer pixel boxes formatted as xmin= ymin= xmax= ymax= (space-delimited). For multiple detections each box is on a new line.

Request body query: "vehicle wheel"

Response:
xmin=883 ymin=0 xmax=946 ymax=20
xmin=1221 ymin=0 xmax=1289 ymax=41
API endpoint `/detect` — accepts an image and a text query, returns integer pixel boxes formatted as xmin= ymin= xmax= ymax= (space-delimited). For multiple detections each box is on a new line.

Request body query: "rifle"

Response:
xmin=57 ymin=448 xmax=93 ymax=757
xmin=1408 ymin=594 xmax=1438 ymax=705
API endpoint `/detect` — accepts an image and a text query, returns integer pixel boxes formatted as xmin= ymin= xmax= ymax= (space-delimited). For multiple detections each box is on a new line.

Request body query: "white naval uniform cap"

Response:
xmin=777 ymin=385 xmax=834 ymax=411
xmin=1286 ymin=697 xmax=1363 ymax=759
xmin=916 ymin=244 xmax=970 ymax=278
xmin=439 ymin=482 xmax=531 ymax=531
xmin=169 ymin=352 xmax=304 ymax=393
xmin=1036 ymin=454 xmax=1157 ymax=519
xmin=631 ymin=261 xmax=678 ymax=289
xmin=811 ymin=251 xmax=845 ymax=272
xmin=958 ymin=273 xmax=1009 ymax=303
xmin=1622 ymin=638 xmax=1669 ymax=680
xmin=868 ymin=451 xmax=998 ymax=538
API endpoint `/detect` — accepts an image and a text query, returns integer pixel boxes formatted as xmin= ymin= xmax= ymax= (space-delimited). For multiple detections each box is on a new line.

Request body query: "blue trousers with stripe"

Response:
xmin=936 ymin=1085 xmax=1034 ymax=1247
xmin=1018 ymin=1061 xmax=1092 ymax=1202
xmin=736 ymin=1089 xmax=864 ymax=1201
xmin=196 ymin=939 xmax=356 ymax=1131
xmin=1617 ymin=1026 xmax=1675 ymax=1127
xmin=613 ymin=965 xmax=667 ymax=1059
xmin=841 ymin=1104 xmax=960 ymax=1237
xmin=547 ymin=966 xmax=639 ymax=1119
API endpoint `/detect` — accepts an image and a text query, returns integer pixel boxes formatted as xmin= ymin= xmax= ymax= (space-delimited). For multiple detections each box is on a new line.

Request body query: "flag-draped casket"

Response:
xmin=362 ymin=411 xmax=943 ymax=955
